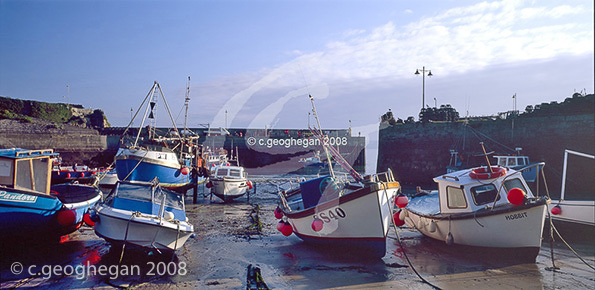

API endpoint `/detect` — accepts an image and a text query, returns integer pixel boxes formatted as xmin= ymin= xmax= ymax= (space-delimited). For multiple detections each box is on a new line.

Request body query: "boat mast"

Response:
xmin=182 ymin=76 xmax=191 ymax=156
xmin=309 ymin=95 xmax=335 ymax=178
xmin=134 ymin=82 xmax=158 ymax=147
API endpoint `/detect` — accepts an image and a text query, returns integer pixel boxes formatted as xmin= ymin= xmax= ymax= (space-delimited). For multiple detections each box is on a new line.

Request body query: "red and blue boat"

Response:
xmin=0 ymin=148 xmax=101 ymax=242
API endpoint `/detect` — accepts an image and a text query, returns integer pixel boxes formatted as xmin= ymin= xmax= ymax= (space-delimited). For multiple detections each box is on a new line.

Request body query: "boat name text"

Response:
xmin=505 ymin=212 xmax=528 ymax=221
xmin=0 ymin=191 xmax=38 ymax=203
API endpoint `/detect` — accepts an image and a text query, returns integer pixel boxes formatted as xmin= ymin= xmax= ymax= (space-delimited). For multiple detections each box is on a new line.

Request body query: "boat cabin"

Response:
xmin=213 ymin=165 xmax=246 ymax=179
xmin=0 ymin=148 xmax=57 ymax=194
xmin=493 ymin=155 xmax=530 ymax=168
xmin=435 ymin=168 xmax=535 ymax=214
xmin=104 ymin=181 xmax=187 ymax=221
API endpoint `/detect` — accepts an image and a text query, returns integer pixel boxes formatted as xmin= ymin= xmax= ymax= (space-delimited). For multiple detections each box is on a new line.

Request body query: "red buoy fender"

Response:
xmin=469 ymin=166 xmax=506 ymax=179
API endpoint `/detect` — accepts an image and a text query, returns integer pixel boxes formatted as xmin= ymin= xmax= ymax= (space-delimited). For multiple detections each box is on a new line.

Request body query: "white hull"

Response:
xmin=211 ymin=178 xmax=248 ymax=201
xmin=95 ymin=205 xmax=193 ymax=251
xmin=282 ymin=182 xmax=400 ymax=257
xmin=403 ymin=203 xmax=547 ymax=249
xmin=548 ymin=200 xmax=595 ymax=226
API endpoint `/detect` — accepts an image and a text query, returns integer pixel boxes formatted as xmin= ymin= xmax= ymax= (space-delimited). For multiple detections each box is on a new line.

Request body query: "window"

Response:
xmin=471 ymin=184 xmax=500 ymax=205
xmin=508 ymin=158 xmax=516 ymax=166
xmin=216 ymin=168 xmax=228 ymax=176
xmin=518 ymin=158 xmax=526 ymax=166
xmin=498 ymin=158 xmax=507 ymax=167
xmin=229 ymin=169 xmax=241 ymax=177
xmin=447 ymin=186 xmax=467 ymax=208
xmin=503 ymin=178 xmax=527 ymax=194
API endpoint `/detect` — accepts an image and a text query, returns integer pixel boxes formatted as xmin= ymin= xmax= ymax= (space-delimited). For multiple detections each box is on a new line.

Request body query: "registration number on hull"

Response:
xmin=314 ymin=207 xmax=346 ymax=223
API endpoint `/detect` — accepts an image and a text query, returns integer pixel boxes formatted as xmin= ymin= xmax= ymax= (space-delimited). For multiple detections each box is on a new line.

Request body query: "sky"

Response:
xmin=1 ymin=0 xmax=593 ymax=172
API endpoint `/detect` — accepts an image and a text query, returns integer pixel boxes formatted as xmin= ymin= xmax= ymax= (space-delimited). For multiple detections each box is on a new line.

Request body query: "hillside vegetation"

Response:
xmin=0 ymin=96 xmax=109 ymax=128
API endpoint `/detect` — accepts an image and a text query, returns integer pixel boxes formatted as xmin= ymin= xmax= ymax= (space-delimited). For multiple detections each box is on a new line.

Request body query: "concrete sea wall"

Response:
xmin=377 ymin=107 xmax=594 ymax=197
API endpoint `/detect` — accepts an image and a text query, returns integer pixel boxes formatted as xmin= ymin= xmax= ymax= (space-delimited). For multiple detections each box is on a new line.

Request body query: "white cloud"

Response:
xmin=202 ymin=0 xmax=593 ymax=128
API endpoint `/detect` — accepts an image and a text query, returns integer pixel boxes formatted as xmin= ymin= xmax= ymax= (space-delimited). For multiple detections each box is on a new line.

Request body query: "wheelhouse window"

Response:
xmin=508 ymin=158 xmax=516 ymax=166
xmin=216 ymin=168 xmax=228 ymax=176
xmin=503 ymin=178 xmax=527 ymax=194
xmin=229 ymin=169 xmax=241 ymax=177
xmin=471 ymin=184 xmax=500 ymax=205
xmin=447 ymin=186 xmax=467 ymax=209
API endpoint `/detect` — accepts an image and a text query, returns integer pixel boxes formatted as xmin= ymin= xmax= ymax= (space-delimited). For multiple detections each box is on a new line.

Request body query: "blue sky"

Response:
xmin=1 ymin=0 xmax=593 ymax=172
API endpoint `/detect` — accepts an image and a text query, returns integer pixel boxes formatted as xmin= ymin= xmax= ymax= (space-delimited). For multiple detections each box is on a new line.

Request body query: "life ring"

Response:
xmin=469 ymin=166 xmax=506 ymax=179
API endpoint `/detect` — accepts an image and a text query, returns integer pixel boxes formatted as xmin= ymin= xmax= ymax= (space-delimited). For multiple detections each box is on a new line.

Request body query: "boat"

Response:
xmin=115 ymin=81 xmax=204 ymax=193
xmin=547 ymin=149 xmax=594 ymax=226
xmin=203 ymin=148 xmax=230 ymax=172
xmin=493 ymin=148 xmax=543 ymax=183
xmin=0 ymin=148 xmax=101 ymax=241
xmin=51 ymin=157 xmax=110 ymax=185
xmin=298 ymin=151 xmax=325 ymax=167
xmin=93 ymin=179 xmax=194 ymax=252
xmin=400 ymin=160 xmax=549 ymax=261
xmin=97 ymin=167 xmax=119 ymax=188
xmin=207 ymin=165 xmax=252 ymax=202
xmin=277 ymin=171 xmax=401 ymax=257
xmin=276 ymin=95 xmax=401 ymax=257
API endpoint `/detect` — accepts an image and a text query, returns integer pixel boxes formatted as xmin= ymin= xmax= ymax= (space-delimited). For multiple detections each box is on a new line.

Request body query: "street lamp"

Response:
xmin=415 ymin=66 xmax=433 ymax=109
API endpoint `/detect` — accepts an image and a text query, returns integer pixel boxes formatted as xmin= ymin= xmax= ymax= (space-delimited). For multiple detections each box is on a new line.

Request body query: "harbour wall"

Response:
xmin=0 ymin=121 xmax=365 ymax=175
xmin=0 ymin=119 xmax=110 ymax=165
xmin=377 ymin=100 xmax=594 ymax=197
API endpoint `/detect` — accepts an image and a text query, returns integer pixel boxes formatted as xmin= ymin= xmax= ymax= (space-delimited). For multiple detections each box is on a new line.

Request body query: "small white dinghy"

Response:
xmin=399 ymin=162 xmax=548 ymax=261
xmin=93 ymin=179 xmax=194 ymax=252
xmin=207 ymin=165 xmax=253 ymax=202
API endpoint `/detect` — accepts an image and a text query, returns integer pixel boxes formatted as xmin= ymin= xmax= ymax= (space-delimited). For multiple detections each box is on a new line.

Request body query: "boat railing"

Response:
xmin=14 ymin=149 xmax=54 ymax=157
xmin=367 ymin=168 xmax=396 ymax=183
xmin=491 ymin=162 xmax=548 ymax=209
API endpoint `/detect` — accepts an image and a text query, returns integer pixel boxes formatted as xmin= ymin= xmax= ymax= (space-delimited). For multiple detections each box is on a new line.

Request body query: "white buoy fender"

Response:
xmin=446 ymin=232 xmax=454 ymax=245
xmin=428 ymin=221 xmax=436 ymax=233
xmin=417 ymin=218 xmax=424 ymax=230
xmin=399 ymin=209 xmax=408 ymax=221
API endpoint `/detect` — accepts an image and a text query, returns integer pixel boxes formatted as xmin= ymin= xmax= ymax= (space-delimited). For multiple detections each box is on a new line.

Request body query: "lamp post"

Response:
xmin=415 ymin=66 xmax=433 ymax=109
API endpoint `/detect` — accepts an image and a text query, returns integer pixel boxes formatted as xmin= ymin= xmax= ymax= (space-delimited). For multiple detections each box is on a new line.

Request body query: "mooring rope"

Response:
xmin=120 ymin=211 xmax=142 ymax=263
xmin=381 ymin=182 xmax=441 ymax=290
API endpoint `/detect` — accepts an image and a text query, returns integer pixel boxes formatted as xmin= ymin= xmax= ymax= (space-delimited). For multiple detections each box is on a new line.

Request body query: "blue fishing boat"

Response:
xmin=0 ymin=148 xmax=102 ymax=241
xmin=115 ymin=81 xmax=204 ymax=193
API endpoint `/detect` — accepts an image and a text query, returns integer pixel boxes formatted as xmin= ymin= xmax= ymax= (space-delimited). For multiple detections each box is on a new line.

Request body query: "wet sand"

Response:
xmin=1 ymin=184 xmax=593 ymax=289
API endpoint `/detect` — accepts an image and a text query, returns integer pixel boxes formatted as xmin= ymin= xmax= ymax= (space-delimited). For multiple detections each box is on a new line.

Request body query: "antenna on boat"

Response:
xmin=184 ymin=77 xmax=190 ymax=138
xmin=181 ymin=76 xmax=191 ymax=156
xmin=479 ymin=142 xmax=494 ymax=173
xmin=308 ymin=94 xmax=335 ymax=178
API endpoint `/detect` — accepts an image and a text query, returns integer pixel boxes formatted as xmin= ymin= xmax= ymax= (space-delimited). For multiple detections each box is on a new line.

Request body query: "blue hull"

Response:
xmin=0 ymin=190 xmax=63 ymax=236
xmin=116 ymin=159 xmax=193 ymax=186
xmin=1 ymin=186 xmax=101 ymax=239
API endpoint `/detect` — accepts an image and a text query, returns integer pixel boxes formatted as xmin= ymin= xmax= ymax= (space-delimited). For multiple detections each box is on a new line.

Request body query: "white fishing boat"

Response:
xmin=93 ymin=179 xmax=194 ymax=251
xmin=278 ymin=171 xmax=400 ymax=257
xmin=400 ymin=161 xmax=548 ymax=261
xmin=276 ymin=95 xmax=401 ymax=257
xmin=547 ymin=149 xmax=594 ymax=226
xmin=208 ymin=165 xmax=252 ymax=202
